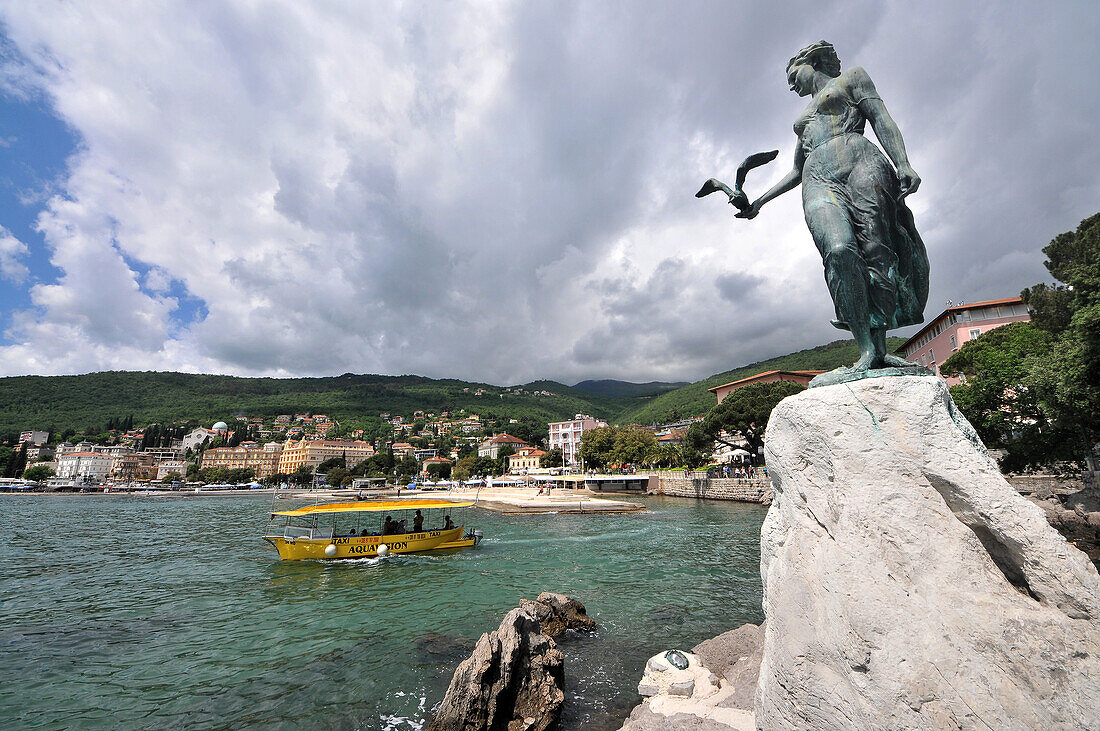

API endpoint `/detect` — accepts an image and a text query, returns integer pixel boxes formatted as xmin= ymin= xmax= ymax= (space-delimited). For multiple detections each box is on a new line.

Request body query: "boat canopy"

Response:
xmin=272 ymin=499 xmax=475 ymax=517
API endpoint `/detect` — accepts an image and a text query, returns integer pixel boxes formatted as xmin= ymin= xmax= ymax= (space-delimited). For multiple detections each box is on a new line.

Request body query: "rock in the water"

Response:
xmin=758 ymin=375 xmax=1100 ymax=729
xmin=415 ymin=631 xmax=473 ymax=660
xmin=519 ymin=592 xmax=598 ymax=638
xmin=430 ymin=594 xmax=596 ymax=731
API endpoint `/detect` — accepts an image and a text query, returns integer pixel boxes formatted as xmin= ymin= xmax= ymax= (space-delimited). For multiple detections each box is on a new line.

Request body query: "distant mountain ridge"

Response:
xmin=570 ymin=379 xmax=689 ymax=398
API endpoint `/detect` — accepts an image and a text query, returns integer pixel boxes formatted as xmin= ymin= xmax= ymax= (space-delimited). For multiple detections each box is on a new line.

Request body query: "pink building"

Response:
xmin=898 ymin=296 xmax=1031 ymax=385
xmin=548 ymin=415 xmax=608 ymax=466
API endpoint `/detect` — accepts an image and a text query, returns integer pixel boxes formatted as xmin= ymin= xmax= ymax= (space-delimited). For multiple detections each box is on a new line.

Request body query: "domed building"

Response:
xmin=212 ymin=421 xmax=229 ymax=434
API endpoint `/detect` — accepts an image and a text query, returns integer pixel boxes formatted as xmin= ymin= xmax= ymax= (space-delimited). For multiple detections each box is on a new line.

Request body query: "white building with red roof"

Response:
xmin=56 ymin=452 xmax=114 ymax=481
xmin=477 ymin=433 xmax=529 ymax=459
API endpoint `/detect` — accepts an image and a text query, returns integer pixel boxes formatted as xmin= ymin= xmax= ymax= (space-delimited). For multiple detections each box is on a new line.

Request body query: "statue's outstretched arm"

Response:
xmin=738 ymin=143 xmax=804 ymax=219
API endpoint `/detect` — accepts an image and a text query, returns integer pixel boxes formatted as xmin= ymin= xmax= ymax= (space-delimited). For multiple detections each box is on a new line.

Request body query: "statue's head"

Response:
xmin=786 ymin=41 xmax=841 ymax=95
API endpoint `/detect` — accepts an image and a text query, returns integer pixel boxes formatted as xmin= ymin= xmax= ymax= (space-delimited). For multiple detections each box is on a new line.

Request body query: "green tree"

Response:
xmin=1020 ymin=283 xmax=1074 ymax=333
xmin=22 ymin=465 xmax=55 ymax=482
xmin=452 ymin=455 xmax=475 ymax=481
xmin=579 ymin=426 xmax=617 ymax=469
xmin=317 ymin=456 xmax=346 ymax=472
xmin=361 ymin=450 xmax=395 ymax=477
xmin=1016 ymin=212 xmax=1100 ymax=472
xmin=326 ymin=467 xmax=350 ymax=487
xmin=395 ymin=455 xmax=419 ymax=480
xmin=650 ymin=443 xmax=682 ymax=468
xmin=685 ymin=382 xmax=805 ymax=462
xmin=0 ymin=445 xmax=12 ymax=476
xmin=508 ymin=417 xmax=547 ymax=448
xmin=162 ymin=471 xmax=182 ymax=482
xmin=940 ymin=322 xmax=1077 ymax=471
xmin=1025 ymin=336 xmax=1099 ymax=472
xmin=470 ymin=456 xmax=497 ymax=477
xmin=541 ymin=447 xmax=563 ymax=468
xmin=5 ymin=442 xmax=27 ymax=478
xmin=426 ymin=461 xmax=452 ymax=479
xmin=435 ymin=434 xmax=456 ymax=457
xmin=290 ymin=465 xmax=315 ymax=487
xmin=263 ymin=472 xmax=291 ymax=486
xmin=611 ymin=427 xmax=659 ymax=467
xmin=495 ymin=445 xmax=517 ymax=475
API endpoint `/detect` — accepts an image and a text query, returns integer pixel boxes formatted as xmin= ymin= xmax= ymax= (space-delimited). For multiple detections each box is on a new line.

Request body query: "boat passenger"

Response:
xmin=383 ymin=515 xmax=396 ymax=535
xmin=444 ymin=515 xmax=455 ymax=530
xmin=413 ymin=510 xmax=424 ymax=532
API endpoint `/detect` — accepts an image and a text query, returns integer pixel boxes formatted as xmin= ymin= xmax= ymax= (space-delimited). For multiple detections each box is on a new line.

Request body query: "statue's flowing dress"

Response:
xmin=795 ymin=68 xmax=928 ymax=331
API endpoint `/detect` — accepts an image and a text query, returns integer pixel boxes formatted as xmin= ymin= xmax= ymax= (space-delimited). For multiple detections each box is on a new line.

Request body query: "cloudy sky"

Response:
xmin=0 ymin=2 xmax=1096 ymax=386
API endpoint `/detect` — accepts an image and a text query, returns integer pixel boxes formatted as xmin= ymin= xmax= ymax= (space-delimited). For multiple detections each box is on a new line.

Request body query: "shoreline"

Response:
xmin=0 ymin=485 xmax=648 ymax=514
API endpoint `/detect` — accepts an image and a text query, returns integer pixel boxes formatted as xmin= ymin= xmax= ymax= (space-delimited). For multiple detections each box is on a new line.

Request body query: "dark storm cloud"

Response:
xmin=0 ymin=1 xmax=1096 ymax=382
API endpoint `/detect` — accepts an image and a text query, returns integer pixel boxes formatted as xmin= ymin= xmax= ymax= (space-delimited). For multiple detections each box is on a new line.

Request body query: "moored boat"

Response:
xmin=263 ymin=499 xmax=483 ymax=560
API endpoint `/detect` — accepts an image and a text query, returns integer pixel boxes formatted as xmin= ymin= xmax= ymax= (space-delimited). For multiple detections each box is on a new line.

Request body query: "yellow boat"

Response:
xmin=263 ymin=499 xmax=483 ymax=560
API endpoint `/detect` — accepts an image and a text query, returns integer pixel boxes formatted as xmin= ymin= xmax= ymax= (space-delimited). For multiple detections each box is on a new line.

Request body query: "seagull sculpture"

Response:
xmin=696 ymin=149 xmax=779 ymax=216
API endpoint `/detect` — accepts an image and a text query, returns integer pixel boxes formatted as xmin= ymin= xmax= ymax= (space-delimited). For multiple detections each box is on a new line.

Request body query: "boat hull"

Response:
xmin=264 ymin=527 xmax=467 ymax=560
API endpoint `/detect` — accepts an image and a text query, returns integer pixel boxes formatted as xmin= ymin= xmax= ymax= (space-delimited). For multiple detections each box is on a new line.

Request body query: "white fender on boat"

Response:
xmin=377 ymin=544 xmax=389 ymax=556
xmin=324 ymin=544 xmax=337 ymax=557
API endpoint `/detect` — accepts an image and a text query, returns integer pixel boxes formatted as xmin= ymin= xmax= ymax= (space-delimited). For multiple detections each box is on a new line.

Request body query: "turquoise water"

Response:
xmin=0 ymin=494 xmax=766 ymax=730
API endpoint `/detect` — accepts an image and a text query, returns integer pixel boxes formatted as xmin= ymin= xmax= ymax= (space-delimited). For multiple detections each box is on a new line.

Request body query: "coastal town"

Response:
xmin=2 ymin=409 xmax=703 ymax=490
xmin=0 ymin=294 xmax=1036 ymax=494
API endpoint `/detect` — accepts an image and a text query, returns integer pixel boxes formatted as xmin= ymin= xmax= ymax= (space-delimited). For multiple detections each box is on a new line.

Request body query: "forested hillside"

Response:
xmin=618 ymin=338 xmax=905 ymax=425
xmin=0 ymin=338 xmax=904 ymax=437
xmin=0 ymin=372 xmax=631 ymax=438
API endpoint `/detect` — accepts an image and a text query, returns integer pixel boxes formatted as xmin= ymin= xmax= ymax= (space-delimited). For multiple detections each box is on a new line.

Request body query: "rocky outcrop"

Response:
xmin=758 ymin=375 xmax=1100 ymax=729
xmin=519 ymin=592 xmax=598 ymax=639
xmin=691 ymin=622 xmax=763 ymax=712
xmin=429 ymin=594 xmax=596 ymax=731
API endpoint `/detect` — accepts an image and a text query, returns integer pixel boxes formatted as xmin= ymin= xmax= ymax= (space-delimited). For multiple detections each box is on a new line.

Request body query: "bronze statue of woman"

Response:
xmin=739 ymin=41 xmax=929 ymax=385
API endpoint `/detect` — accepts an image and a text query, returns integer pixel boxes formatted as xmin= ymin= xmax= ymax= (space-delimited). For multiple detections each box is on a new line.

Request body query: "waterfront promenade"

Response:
xmin=3 ymin=484 xmax=648 ymax=514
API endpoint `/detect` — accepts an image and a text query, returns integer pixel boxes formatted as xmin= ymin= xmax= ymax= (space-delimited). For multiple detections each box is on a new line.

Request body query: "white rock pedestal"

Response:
xmin=621 ymin=650 xmax=755 ymax=731
xmin=757 ymin=375 xmax=1100 ymax=730
xmin=636 ymin=650 xmax=721 ymax=700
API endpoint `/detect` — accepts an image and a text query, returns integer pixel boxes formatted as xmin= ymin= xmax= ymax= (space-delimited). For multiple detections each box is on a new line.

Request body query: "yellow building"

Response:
xmin=507 ymin=447 xmax=546 ymax=474
xmin=201 ymin=442 xmax=284 ymax=478
xmin=277 ymin=439 xmax=376 ymax=474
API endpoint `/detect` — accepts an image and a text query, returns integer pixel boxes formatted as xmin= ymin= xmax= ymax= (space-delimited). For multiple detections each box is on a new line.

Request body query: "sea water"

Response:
xmin=0 ymin=494 xmax=765 ymax=730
